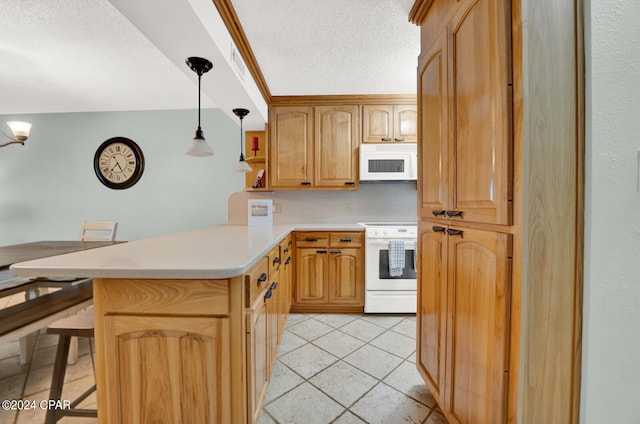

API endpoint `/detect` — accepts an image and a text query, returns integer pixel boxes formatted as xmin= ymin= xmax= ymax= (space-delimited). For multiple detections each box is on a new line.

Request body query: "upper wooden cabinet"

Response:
xmin=418 ymin=0 xmax=511 ymax=226
xmin=269 ymin=105 xmax=358 ymax=190
xmin=362 ymin=104 xmax=417 ymax=143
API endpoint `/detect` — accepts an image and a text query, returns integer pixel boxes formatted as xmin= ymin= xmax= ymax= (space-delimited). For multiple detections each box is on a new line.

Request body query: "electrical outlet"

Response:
xmin=345 ymin=203 xmax=352 ymax=214
xmin=273 ymin=203 xmax=282 ymax=214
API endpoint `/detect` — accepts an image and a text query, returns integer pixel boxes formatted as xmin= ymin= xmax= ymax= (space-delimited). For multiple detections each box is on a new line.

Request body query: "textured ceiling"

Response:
xmin=231 ymin=0 xmax=420 ymax=95
xmin=0 ymin=0 xmax=419 ymax=120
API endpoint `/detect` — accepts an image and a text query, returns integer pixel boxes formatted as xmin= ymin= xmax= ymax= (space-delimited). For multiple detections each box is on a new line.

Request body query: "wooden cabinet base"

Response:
xmin=290 ymin=304 xmax=364 ymax=313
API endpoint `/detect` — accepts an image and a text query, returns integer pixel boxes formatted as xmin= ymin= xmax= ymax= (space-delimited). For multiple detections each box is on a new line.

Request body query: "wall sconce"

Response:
xmin=185 ymin=57 xmax=214 ymax=157
xmin=1 ymin=121 xmax=32 ymax=148
xmin=232 ymin=108 xmax=252 ymax=173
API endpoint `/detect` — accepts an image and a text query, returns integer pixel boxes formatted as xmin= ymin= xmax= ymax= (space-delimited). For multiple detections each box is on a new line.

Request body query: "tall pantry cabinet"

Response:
xmin=411 ymin=0 xmax=584 ymax=423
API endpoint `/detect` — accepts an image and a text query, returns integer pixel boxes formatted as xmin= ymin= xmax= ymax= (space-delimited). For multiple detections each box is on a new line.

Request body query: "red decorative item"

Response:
xmin=251 ymin=136 xmax=259 ymax=156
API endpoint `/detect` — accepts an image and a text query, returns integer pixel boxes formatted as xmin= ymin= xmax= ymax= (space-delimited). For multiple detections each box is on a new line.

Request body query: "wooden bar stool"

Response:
xmin=45 ymin=308 xmax=97 ymax=424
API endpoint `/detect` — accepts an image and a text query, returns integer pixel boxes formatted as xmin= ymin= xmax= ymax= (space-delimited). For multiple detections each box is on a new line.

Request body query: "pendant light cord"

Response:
xmin=197 ymin=72 xmax=202 ymax=129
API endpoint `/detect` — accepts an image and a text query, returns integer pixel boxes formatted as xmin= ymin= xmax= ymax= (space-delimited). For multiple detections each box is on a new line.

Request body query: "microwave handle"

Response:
xmin=381 ymin=137 xmax=392 ymax=141
xmin=394 ymin=138 xmax=405 ymax=142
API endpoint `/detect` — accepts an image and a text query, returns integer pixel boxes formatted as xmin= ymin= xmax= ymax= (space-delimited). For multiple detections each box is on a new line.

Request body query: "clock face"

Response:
xmin=94 ymin=137 xmax=144 ymax=189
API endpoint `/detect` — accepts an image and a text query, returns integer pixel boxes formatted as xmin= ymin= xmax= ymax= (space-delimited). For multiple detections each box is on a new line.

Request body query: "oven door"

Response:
xmin=365 ymin=238 xmax=417 ymax=291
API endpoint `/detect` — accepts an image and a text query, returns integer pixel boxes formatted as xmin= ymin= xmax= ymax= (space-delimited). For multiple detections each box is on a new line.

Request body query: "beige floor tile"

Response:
xmin=264 ymin=360 xmax=304 ymax=404
xmin=383 ymin=361 xmax=436 ymax=407
xmin=350 ymin=383 xmax=431 ymax=424
xmin=370 ymin=330 xmax=416 ymax=359
xmin=309 ymin=361 xmax=378 ymax=408
xmin=312 ymin=330 xmax=365 ymax=358
xmin=339 ymin=319 xmax=386 ymax=342
xmin=258 ymin=410 xmax=277 ymax=424
xmin=279 ymin=343 xmax=337 ymax=379
xmin=360 ymin=314 xmax=407 ymax=329
xmin=0 ymin=373 xmax=26 ymax=400
xmin=285 ymin=313 xmax=312 ymax=327
xmin=425 ymin=409 xmax=448 ymax=424
xmin=343 ymin=344 xmax=403 ymax=379
xmin=264 ymin=382 xmax=344 ymax=424
xmin=334 ymin=411 xmax=367 ymax=423
xmin=0 ymin=407 xmax=17 ymax=424
xmin=390 ymin=318 xmax=417 ymax=339
xmin=277 ymin=330 xmax=307 ymax=356
xmin=312 ymin=313 xmax=361 ymax=329
xmin=0 ymin=354 xmax=27 ymax=380
xmin=287 ymin=318 xmax=334 ymax=342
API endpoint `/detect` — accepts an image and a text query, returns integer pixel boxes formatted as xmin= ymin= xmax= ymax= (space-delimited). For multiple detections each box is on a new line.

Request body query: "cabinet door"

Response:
xmin=295 ymin=248 xmax=329 ymax=304
xmin=362 ymin=105 xmax=393 ymax=143
xmin=247 ymin=297 xmax=269 ymax=424
xmin=445 ymin=227 xmax=511 ymax=424
xmin=102 ymin=315 xmax=232 ymax=423
xmin=417 ymin=223 xmax=448 ymax=401
xmin=449 ymin=0 xmax=511 ymax=225
xmin=314 ymin=105 xmax=359 ymax=188
xmin=418 ymin=31 xmax=449 ymax=219
xmin=270 ymin=106 xmax=314 ymax=188
xmin=393 ymin=105 xmax=418 ymax=143
xmin=328 ymin=248 xmax=363 ymax=305
xmin=267 ymin=273 xmax=279 ymax=369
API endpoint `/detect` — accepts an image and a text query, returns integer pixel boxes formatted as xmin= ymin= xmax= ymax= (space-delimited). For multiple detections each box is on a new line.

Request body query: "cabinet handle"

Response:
xmin=285 ymin=257 xmax=291 ymax=265
xmin=257 ymin=273 xmax=267 ymax=282
xmin=270 ymin=282 xmax=277 ymax=290
xmin=316 ymin=250 xmax=328 ymax=254
xmin=306 ymin=237 xmax=319 ymax=242
xmin=432 ymin=210 xmax=447 ymax=217
xmin=381 ymin=137 xmax=392 ymax=141
xmin=288 ymin=240 xmax=292 ymax=246
xmin=447 ymin=229 xmax=464 ymax=238
xmin=432 ymin=226 xmax=447 ymax=233
xmin=264 ymin=289 xmax=273 ymax=299
xmin=344 ymin=181 xmax=356 ymax=186
xmin=272 ymin=257 xmax=280 ymax=265
xmin=339 ymin=238 xmax=352 ymax=242
xmin=301 ymin=181 xmax=312 ymax=186
xmin=446 ymin=210 xmax=464 ymax=218
xmin=283 ymin=247 xmax=289 ymax=253
xmin=330 ymin=250 xmax=342 ymax=254
xmin=394 ymin=138 xmax=405 ymax=142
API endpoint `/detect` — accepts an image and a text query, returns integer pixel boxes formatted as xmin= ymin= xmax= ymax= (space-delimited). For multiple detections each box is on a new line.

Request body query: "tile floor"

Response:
xmin=0 ymin=307 xmax=445 ymax=424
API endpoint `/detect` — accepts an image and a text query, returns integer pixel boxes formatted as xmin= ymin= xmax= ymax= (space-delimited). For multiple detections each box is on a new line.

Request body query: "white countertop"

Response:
xmin=9 ymin=223 xmax=364 ymax=280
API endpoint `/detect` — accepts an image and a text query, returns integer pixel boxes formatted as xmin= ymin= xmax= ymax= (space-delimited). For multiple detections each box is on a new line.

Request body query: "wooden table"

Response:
xmin=0 ymin=240 xmax=121 ymax=362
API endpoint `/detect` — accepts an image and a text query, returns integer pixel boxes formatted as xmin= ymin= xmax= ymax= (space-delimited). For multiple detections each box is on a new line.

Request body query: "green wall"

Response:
xmin=0 ymin=109 xmax=245 ymax=245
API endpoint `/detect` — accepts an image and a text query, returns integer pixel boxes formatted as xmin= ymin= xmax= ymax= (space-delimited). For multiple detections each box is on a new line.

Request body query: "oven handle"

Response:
xmin=366 ymin=239 xmax=416 ymax=247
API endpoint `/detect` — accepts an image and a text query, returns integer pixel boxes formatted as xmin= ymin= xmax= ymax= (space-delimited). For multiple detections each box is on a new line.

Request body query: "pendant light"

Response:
xmin=232 ymin=108 xmax=252 ymax=173
xmin=185 ymin=57 xmax=214 ymax=157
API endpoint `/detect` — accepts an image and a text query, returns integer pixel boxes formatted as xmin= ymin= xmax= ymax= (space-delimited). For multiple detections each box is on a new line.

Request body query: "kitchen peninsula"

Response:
xmin=10 ymin=223 xmax=364 ymax=423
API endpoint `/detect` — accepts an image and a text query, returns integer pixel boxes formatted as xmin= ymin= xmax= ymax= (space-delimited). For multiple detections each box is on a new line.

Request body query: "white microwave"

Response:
xmin=359 ymin=143 xmax=418 ymax=181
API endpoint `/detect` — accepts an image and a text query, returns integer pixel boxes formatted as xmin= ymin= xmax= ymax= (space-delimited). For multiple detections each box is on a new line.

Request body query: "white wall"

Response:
xmin=581 ymin=1 xmax=640 ymax=422
xmin=0 ymin=109 xmax=245 ymax=244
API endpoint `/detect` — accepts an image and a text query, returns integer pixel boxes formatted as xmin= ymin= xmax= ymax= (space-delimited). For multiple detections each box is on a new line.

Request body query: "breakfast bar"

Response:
xmin=10 ymin=223 xmax=364 ymax=424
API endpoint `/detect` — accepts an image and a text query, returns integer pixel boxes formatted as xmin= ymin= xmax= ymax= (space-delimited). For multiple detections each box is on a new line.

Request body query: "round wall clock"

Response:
xmin=93 ymin=137 xmax=145 ymax=189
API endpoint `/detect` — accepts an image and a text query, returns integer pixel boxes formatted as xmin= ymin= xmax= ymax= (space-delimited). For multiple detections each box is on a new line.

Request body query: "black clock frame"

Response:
xmin=93 ymin=137 xmax=145 ymax=189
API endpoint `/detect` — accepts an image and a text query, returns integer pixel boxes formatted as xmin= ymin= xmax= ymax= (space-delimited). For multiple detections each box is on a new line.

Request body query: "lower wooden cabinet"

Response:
xmin=246 ymin=292 xmax=269 ymax=424
xmin=417 ymin=223 xmax=512 ymax=424
xmin=292 ymin=231 xmax=364 ymax=312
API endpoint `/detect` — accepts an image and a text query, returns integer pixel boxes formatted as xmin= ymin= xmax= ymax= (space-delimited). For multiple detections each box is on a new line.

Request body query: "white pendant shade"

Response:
xmin=7 ymin=121 xmax=32 ymax=141
xmin=185 ymin=138 xmax=214 ymax=156
xmin=234 ymin=159 xmax=252 ymax=173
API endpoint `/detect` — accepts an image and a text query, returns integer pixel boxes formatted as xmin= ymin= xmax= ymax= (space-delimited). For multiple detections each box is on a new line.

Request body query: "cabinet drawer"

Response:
xmin=246 ymin=257 xmax=269 ymax=307
xmin=267 ymin=245 xmax=281 ymax=275
xmin=330 ymin=232 xmax=363 ymax=248
xmin=295 ymin=232 xmax=329 ymax=248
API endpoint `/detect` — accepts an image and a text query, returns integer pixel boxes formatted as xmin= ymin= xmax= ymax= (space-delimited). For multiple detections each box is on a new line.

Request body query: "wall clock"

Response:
xmin=93 ymin=137 xmax=145 ymax=189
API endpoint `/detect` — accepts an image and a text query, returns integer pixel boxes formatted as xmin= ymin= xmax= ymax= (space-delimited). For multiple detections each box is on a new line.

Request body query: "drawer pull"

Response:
xmin=270 ymin=282 xmax=277 ymax=290
xmin=381 ymin=137 xmax=392 ymax=141
xmin=432 ymin=226 xmax=446 ymax=233
xmin=344 ymin=181 xmax=356 ymax=186
xmin=394 ymin=138 xmax=405 ymax=142
xmin=432 ymin=210 xmax=446 ymax=217
xmin=446 ymin=210 xmax=464 ymax=218
xmin=283 ymin=247 xmax=289 ymax=253
xmin=339 ymin=238 xmax=352 ymax=242
xmin=447 ymin=229 xmax=464 ymax=238
xmin=316 ymin=250 xmax=328 ymax=254
xmin=272 ymin=257 xmax=280 ymax=265
xmin=257 ymin=273 xmax=267 ymax=282
xmin=330 ymin=250 xmax=342 ymax=254
xmin=285 ymin=257 xmax=291 ymax=265
xmin=306 ymin=237 xmax=319 ymax=242
xmin=301 ymin=181 xmax=312 ymax=186
xmin=264 ymin=289 xmax=273 ymax=299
